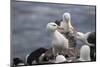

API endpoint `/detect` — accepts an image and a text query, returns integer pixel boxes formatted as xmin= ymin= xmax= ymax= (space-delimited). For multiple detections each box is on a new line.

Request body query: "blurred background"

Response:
xmin=11 ymin=1 xmax=96 ymax=63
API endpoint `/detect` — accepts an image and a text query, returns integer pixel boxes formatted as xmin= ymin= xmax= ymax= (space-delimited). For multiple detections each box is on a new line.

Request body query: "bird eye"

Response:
xmin=53 ymin=25 xmax=56 ymax=26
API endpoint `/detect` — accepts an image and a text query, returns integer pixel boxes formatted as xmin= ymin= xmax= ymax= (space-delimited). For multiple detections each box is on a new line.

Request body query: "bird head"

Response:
xmin=63 ymin=12 xmax=71 ymax=23
xmin=47 ymin=22 xmax=62 ymax=32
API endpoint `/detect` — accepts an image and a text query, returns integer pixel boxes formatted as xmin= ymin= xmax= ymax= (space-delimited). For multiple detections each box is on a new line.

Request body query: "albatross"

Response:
xmin=55 ymin=12 xmax=77 ymax=48
xmin=58 ymin=13 xmax=74 ymax=33
xmin=46 ymin=22 xmax=69 ymax=57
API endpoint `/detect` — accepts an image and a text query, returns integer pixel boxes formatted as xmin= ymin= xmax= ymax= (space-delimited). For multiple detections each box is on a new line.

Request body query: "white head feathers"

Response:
xmin=46 ymin=22 xmax=58 ymax=32
xmin=60 ymin=12 xmax=74 ymax=33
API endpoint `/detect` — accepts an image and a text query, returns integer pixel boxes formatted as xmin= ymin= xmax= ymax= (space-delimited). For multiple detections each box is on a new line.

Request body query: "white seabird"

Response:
xmin=60 ymin=12 xmax=74 ymax=33
xmin=78 ymin=45 xmax=91 ymax=61
xmin=56 ymin=12 xmax=77 ymax=48
xmin=46 ymin=22 xmax=69 ymax=56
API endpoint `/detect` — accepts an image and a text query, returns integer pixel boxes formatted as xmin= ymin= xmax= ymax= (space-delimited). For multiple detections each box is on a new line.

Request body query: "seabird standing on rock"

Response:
xmin=60 ymin=13 xmax=74 ymax=33
xmin=46 ymin=22 xmax=69 ymax=57
xmin=55 ymin=13 xmax=77 ymax=48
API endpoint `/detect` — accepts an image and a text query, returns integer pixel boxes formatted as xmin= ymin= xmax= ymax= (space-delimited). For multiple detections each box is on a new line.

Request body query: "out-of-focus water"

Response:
xmin=11 ymin=1 xmax=96 ymax=62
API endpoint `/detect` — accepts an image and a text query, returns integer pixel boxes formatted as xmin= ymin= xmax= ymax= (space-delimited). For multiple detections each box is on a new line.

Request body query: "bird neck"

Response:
xmin=49 ymin=30 xmax=57 ymax=37
xmin=64 ymin=20 xmax=74 ymax=33
xmin=51 ymin=30 xmax=62 ymax=39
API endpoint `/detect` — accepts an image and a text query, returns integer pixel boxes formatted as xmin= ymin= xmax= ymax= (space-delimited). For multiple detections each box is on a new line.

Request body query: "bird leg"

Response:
xmin=52 ymin=47 xmax=56 ymax=59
